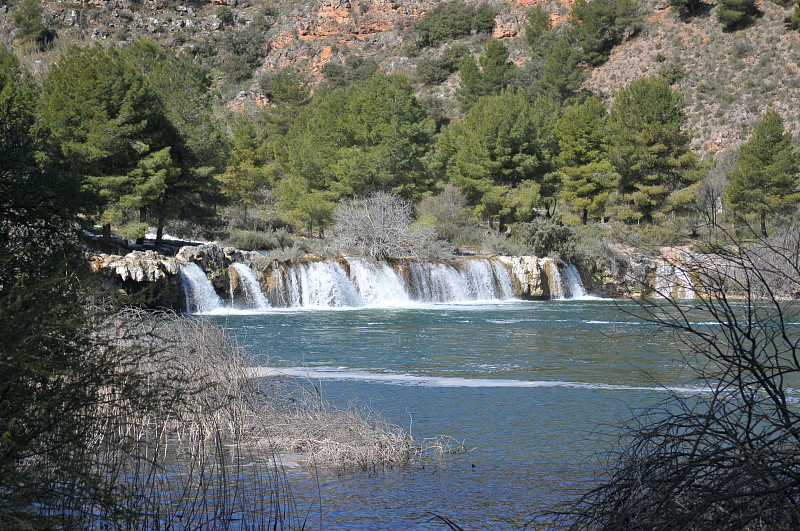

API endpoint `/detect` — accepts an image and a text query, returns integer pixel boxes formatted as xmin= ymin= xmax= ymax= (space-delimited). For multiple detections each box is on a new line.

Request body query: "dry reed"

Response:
xmin=41 ymin=308 xmax=458 ymax=528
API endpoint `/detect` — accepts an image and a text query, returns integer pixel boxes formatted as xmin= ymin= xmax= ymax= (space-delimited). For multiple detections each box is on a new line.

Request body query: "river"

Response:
xmin=207 ymin=298 xmax=706 ymax=529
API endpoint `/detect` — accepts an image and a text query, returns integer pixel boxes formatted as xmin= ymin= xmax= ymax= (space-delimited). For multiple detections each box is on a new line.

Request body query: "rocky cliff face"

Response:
xmin=91 ymin=250 xmax=186 ymax=310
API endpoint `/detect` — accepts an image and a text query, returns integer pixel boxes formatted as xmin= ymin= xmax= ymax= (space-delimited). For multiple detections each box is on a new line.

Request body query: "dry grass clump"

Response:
xmin=122 ymin=309 xmax=418 ymax=470
xmin=59 ymin=308 xmax=437 ymax=528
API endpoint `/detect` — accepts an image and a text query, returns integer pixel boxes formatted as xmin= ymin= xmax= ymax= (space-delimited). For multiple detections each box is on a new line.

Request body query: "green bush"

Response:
xmin=216 ymin=5 xmax=233 ymax=25
xmin=415 ymin=46 xmax=467 ymax=85
xmin=524 ymin=6 xmax=551 ymax=47
xmin=716 ymin=0 xmax=759 ymax=30
xmin=414 ymin=1 xmax=495 ymax=47
xmin=659 ymin=61 xmax=684 ymax=84
xmin=231 ymin=229 xmax=278 ymax=251
xmin=11 ymin=0 xmax=54 ymax=50
xmin=511 ymin=219 xmax=576 ymax=259
xmin=570 ymin=0 xmax=642 ymax=66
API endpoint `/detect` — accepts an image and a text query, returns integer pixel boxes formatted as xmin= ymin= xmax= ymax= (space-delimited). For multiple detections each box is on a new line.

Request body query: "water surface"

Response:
xmin=211 ymin=300 xmax=702 ymax=529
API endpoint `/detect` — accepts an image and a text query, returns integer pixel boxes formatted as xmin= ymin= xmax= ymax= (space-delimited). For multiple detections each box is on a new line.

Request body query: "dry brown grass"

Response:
xmin=119 ymin=309 xmax=419 ymax=470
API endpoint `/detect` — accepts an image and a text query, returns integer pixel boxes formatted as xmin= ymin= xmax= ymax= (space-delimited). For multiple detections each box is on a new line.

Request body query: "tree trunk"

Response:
xmin=102 ymin=223 xmax=111 ymax=244
xmin=156 ymin=219 xmax=164 ymax=248
xmin=582 ymin=209 xmax=588 ymax=225
xmin=136 ymin=207 xmax=146 ymax=245
xmin=761 ymin=212 xmax=768 ymax=238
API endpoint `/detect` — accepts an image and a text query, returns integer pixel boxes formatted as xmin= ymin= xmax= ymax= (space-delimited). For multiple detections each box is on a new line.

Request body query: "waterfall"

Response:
xmin=543 ymin=259 xmax=564 ymax=299
xmin=345 ymin=257 xmax=410 ymax=305
xmin=288 ymin=261 xmax=362 ymax=308
xmin=180 ymin=262 xmax=223 ymax=314
xmin=489 ymin=259 xmax=516 ymax=299
xmin=231 ymin=263 xmax=270 ymax=310
xmin=654 ymin=260 xmax=695 ymax=300
xmin=562 ymin=264 xmax=588 ymax=299
xmin=462 ymin=259 xmax=501 ymax=300
xmin=654 ymin=260 xmax=675 ymax=298
xmin=674 ymin=265 xmax=695 ymax=300
xmin=256 ymin=257 xmax=517 ymax=308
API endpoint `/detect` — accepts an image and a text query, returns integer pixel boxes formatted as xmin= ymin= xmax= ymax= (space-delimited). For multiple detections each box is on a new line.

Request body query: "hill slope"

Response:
xmin=2 ymin=0 xmax=799 ymax=155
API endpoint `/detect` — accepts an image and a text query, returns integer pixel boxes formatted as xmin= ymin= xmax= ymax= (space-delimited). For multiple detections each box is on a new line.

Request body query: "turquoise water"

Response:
xmin=211 ymin=300 xmax=705 ymax=529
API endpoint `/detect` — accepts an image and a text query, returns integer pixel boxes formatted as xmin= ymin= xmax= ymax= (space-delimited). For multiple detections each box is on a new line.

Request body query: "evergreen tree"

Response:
xmin=457 ymin=39 xmax=516 ymax=113
xmin=122 ymin=40 xmax=226 ymax=241
xmin=431 ymin=89 xmax=552 ymax=225
xmin=0 ymin=46 xmax=86 ymax=287
xmin=535 ymin=34 xmax=586 ymax=104
xmin=556 ymin=97 xmax=618 ymax=224
xmin=607 ymin=77 xmax=697 ymax=222
xmin=275 ymin=72 xmax=435 ymax=234
xmin=40 ymin=42 xmax=222 ymax=245
xmin=725 ymin=110 xmax=799 ymax=237
xmin=40 ymin=45 xmax=163 ymax=242
xmin=11 ymin=0 xmax=53 ymax=50
xmin=414 ymin=0 xmax=495 ymax=47
xmin=670 ymin=0 xmax=703 ymax=17
xmin=1 ymin=46 xmax=156 ymax=528
xmin=524 ymin=6 xmax=552 ymax=48
xmin=570 ymin=0 xmax=642 ymax=66
xmin=717 ymin=0 xmax=758 ymax=30
xmin=216 ymin=116 xmax=275 ymax=225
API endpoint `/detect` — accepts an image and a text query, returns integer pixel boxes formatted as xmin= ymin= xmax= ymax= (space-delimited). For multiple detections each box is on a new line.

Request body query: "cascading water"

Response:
xmin=562 ymin=264 xmax=588 ymax=299
xmin=490 ymin=260 xmax=516 ymax=299
xmin=180 ymin=262 xmax=223 ymax=314
xmin=674 ymin=265 xmax=695 ymax=299
xmin=543 ymin=259 xmax=564 ymax=299
xmin=461 ymin=259 xmax=505 ymax=300
xmin=179 ymin=256 xmax=595 ymax=311
xmin=345 ymin=257 xmax=410 ymax=305
xmin=654 ymin=260 xmax=695 ymax=299
xmin=231 ymin=263 xmax=270 ymax=310
xmin=258 ymin=257 xmax=518 ymax=308
xmin=654 ymin=260 xmax=676 ymax=298
xmin=407 ymin=261 xmax=470 ymax=302
xmin=288 ymin=261 xmax=362 ymax=308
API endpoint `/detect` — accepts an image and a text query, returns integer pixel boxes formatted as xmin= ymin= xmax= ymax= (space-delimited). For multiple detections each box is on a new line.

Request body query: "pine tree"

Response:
xmin=457 ymin=39 xmax=516 ymax=113
xmin=431 ymin=89 xmax=551 ymax=225
xmin=607 ymin=77 xmax=697 ymax=222
xmin=524 ymin=6 xmax=552 ymax=48
xmin=725 ymin=110 xmax=799 ymax=237
xmin=717 ymin=0 xmax=758 ymax=30
xmin=556 ymin=97 xmax=618 ymax=224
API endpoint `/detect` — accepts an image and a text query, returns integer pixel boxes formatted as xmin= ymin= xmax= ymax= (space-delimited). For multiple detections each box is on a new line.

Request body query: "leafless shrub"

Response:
xmin=416 ymin=184 xmax=473 ymax=242
xmin=331 ymin=192 xmax=442 ymax=259
xmin=540 ymin=222 xmax=800 ymax=530
xmin=120 ymin=310 xmax=416 ymax=469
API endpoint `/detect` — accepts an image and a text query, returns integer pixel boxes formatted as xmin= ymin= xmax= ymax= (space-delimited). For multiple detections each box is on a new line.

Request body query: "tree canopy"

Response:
xmin=570 ymin=0 xmax=642 ymax=66
xmin=457 ymin=39 xmax=516 ymax=113
xmin=414 ymin=0 xmax=496 ymax=47
xmin=607 ymin=76 xmax=697 ymax=222
xmin=556 ymin=97 xmax=618 ymax=224
xmin=431 ymin=89 xmax=553 ymax=225
xmin=39 ymin=42 xmax=221 ymax=244
xmin=725 ymin=109 xmax=799 ymax=237
xmin=274 ymin=71 xmax=435 ymax=233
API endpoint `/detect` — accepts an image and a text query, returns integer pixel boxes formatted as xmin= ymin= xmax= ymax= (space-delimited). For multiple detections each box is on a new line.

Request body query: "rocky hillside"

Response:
xmin=587 ymin=0 xmax=800 ymax=154
xmin=2 ymin=0 xmax=799 ymax=155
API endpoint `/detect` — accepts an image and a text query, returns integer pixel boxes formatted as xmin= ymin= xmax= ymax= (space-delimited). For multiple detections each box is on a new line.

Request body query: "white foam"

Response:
xmin=253 ymin=366 xmax=709 ymax=394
